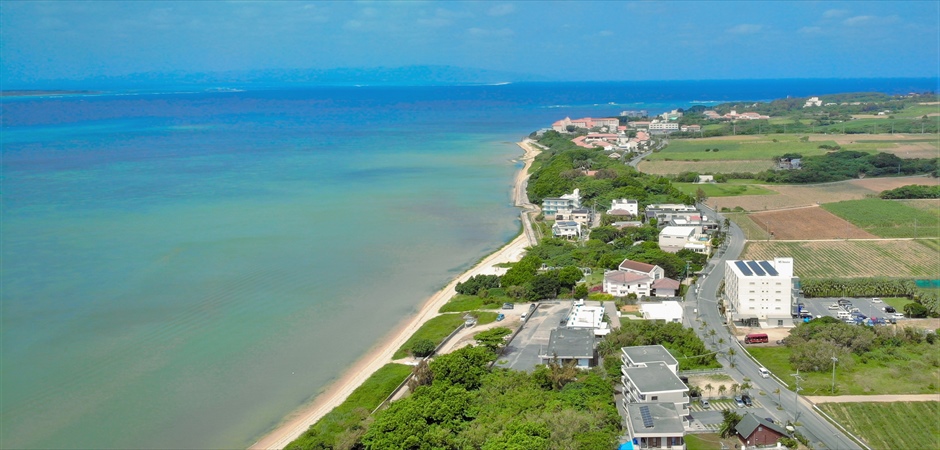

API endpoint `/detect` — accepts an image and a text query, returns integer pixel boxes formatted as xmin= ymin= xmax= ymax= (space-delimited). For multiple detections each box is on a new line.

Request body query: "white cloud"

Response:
xmin=598 ymin=30 xmax=614 ymax=37
xmin=843 ymin=15 xmax=873 ymax=26
xmin=823 ymin=9 xmax=849 ymax=19
xmin=727 ymin=24 xmax=762 ymax=34
xmin=798 ymin=26 xmax=822 ymax=34
xmin=487 ymin=4 xmax=515 ymax=17
xmin=468 ymin=27 xmax=514 ymax=37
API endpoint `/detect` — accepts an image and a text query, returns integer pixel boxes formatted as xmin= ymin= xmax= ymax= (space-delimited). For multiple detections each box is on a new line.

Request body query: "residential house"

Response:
xmin=703 ymin=110 xmax=722 ymax=120
xmin=604 ymin=271 xmax=653 ymax=297
xmin=644 ymin=204 xmax=701 ymax=225
xmin=555 ymin=208 xmax=592 ymax=227
xmin=650 ymin=279 xmax=681 ymax=298
xmin=538 ymin=328 xmax=596 ymax=368
xmin=619 ymin=259 xmax=665 ymax=281
xmin=542 ymin=189 xmax=581 ymax=216
xmin=552 ymin=221 xmax=581 ymax=239
xmin=680 ymin=124 xmax=701 ymax=133
xmin=562 ymin=303 xmax=611 ymax=337
xmin=640 ymin=301 xmax=684 ymax=323
xmin=620 ymin=346 xmax=689 ymax=419
xmin=734 ymin=413 xmax=791 ymax=447
xmin=659 ymin=110 xmax=683 ymax=121
xmin=695 ymin=175 xmax=714 ymax=183
xmin=658 ymin=226 xmax=711 ymax=255
xmin=723 ymin=258 xmax=797 ymax=328
xmin=608 ymin=199 xmax=639 ymax=217
xmin=609 ymin=152 xmax=622 ymax=160
xmin=803 ymin=97 xmax=822 ymax=108
xmin=623 ymin=403 xmax=686 ymax=450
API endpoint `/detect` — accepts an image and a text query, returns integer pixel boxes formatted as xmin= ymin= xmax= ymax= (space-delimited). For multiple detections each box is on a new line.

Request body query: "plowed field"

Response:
xmin=741 ymin=239 xmax=940 ymax=278
xmin=709 ymin=176 xmax=940 ymax=211
xmin=749 ymin=206 xmax=877 ymax=240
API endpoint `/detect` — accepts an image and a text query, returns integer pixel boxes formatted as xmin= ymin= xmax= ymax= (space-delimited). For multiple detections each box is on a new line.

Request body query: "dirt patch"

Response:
xmin=687 ymin=374 xmax=736 ymax=395
xmin=885 ymin=142 xmax=940 ymax=159
xmin=709 ymin=176 xmax=940 ymax=212
xmin=749 ymin=206 xmax=877 ymax=240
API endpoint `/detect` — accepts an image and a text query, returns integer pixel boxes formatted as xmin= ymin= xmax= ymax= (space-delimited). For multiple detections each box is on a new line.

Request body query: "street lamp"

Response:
xmin=831 ymin=356 xmax=838 ymax=394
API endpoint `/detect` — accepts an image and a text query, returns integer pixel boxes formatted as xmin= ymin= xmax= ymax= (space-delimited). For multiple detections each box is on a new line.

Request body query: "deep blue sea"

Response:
xmin=1 ymin=79 xmax=935 ymax=449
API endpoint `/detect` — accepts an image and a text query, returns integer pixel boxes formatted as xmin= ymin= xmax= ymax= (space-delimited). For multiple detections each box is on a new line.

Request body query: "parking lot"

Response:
xmin=496 ymin=302 xmax=571 ymax=372
xmin=798 ymin=296 xmax=903 ymax=325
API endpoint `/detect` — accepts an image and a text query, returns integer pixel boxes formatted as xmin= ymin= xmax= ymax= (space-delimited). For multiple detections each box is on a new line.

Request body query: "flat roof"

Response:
xmin=622 ymin=362 xmax=687 ymax=393
xmin=621 ymin=345 xmax=678 ymax=366
xmin=729 ymin=259 xmax=786 ymax=278
xmin=541 ymin=328 xmax=595 ymax=359
xmin=626 ymin=402 xmax=684 ymax=436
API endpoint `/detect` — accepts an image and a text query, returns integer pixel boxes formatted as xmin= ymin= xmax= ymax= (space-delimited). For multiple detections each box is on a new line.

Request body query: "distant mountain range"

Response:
xmin=7 ymin=65 xmax=547 ymax=90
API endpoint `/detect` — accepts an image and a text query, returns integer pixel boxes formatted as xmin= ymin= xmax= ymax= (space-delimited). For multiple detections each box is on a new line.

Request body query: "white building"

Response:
xmin=620 ymin=345 xmax=689 ymax=419
xmin=542 ymin=188 xmax=581 ymax=216
xmin=604 ymin=271 xmax=653 ymax=297
xmin=623 ymin=403 xmax=686 ymax=450
xmin=658 ymin=226 xmax=711 ymax=255
xmin=608 ymin=198 xmax=639 ymax=217
xmin=552 ymin=221 xmax=581 ymax=239
xmin=562 ymin=303 xmax=611 ymax=337
xmin=641 ymin=301 xmax=684 ymax=323
xmin=539 ymin=328 xmax=596 ymax=368
xmin=723 ymin=258 xmax=797 ymax=328
xmin=649 ymin=121 xmax=679 ymax=132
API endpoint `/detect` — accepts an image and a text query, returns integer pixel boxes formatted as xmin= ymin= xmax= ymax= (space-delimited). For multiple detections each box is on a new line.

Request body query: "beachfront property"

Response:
xmin=622 ymin=403 xmax=687 ymax=450
xmin=620 ymin=345 xmax=690 ymax=420
xmin=640 ymin=301 xmax=684 ymax=323
xmin=553 ymin=208 xmax=592 ymax=226
xmin=608 ymin=198 xmax=639 ymax=217
xmin=538 ymin=327 xmax=597 ymax=368
xmin=542 ymin=188 xmax=581 ymax=216
xmin=561 ymin=303 xmax=611 ymax=337
xmin=648 ymin=120 xmax=679 ymax=134
xmin=723 ymin=258 xmax=798 ymax=328
xmin=552 ymin=116 xmax=620 ymax=133
xmin=552 ymin=220 xmax=581 ymax=239
xmin=658 ymin=226 xmax=711 ymax=255
xmin=659 ymin=109 xmax=683 ymax=121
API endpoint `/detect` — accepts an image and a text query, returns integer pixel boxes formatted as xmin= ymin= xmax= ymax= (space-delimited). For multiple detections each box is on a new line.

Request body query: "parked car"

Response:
xmin=884 ymin=306 xmax=897 ymax=313
xmin=828 ymin=304 xmax=840 ymax=310
xmin=734 ymin=396 xmax=745 ymax=407
xmin=838 ymin=299 xmax=851 ymax=305
xmin=894 ymin=313 xmax=905 ymax=319
xmin=742 ymin=394 xmax=753 ymax=407
xmin=502 ymin=302 xmax=514 ymax=310
xmin=701 ymin=400 xmax=710 ymax=409
xmin=872 ymin=298 xmax=883 ymax=303
xmin=496 ymin=313 xmax=505 ymax=321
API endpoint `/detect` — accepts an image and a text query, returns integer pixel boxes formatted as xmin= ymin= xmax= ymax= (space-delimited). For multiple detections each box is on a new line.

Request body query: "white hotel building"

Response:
xmin=723 ymin=258 xmax=797 ymax=328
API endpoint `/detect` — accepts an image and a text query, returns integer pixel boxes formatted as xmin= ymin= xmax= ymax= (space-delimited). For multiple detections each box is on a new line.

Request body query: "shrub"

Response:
xmin=411 ymin=339 xmax=437 ymax=358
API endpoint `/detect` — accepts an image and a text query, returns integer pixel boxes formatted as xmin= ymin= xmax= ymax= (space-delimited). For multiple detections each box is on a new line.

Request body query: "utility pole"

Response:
xmin=831 ymin=356 xmax=838 ymax=394
xmin=791 ymin=369 xmax=804 ymax=423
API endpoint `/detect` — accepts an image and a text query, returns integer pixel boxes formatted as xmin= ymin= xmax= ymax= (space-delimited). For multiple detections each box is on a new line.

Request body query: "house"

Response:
xmin=645 ymin=204 xmax=702 ymax=225
xmin=734 ymin=413 xmax=791 ymax=447
xmin=619 ymin=345 xmax=689 ymax=424
xmin=680 ymin=124 xmax=701 ymax=133
xmin=604 ymin=271 xmax=653 ymax=297
xmin=651 ymin=279 xmax=681 ymax=298
xmin=620 ymin=259 xmax=665 ymax=279
xmin=539 ymin=328 xmax=596 ymax=368
xmin=695 ymin=175 xmax=714 ymax=183
xmin=552 ymin=221 xmax=581 ymax=239
xmin=630 ymin=121 xmax=651 ymax=129
xmin=640 ymin=300 xmax=684 ymax=322
xmin=562 ymin=303 xmax=611 ymax=336
xmin=608 ymin=199 xmax=639 ymax=217
xmin=542 ymin=189 xmax=581 ymax=216
xmin=658 ymin=226 xmax=710 ymax=255
xmin=703 ymin=110 xmax=722 ymax=120
xmin=723 ymin=258 xmax=798 ymax=328
xmin=649 ymin=121 xmax=679 ymax=133
xmin=803 ymin=96 xmax=822 ymax=108
xmin=623 ymin=403 xmax=686 ymax=450
xmin=659 ymin=109 xmax=683 ymax=121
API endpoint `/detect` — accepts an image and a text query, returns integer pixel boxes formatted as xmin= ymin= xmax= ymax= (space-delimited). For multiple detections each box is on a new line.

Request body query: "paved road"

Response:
xmin=689 ymin=203 xmax=861 ymax=450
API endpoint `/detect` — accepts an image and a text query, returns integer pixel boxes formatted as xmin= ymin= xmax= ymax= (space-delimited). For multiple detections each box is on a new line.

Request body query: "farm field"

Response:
xmin=637 ymin=160 xmax=774 ymax=175
xmin=673 ymin=182 xmax=775 ymax=197
xmin=818 ymin=402 xmax=940 ymax=450
xmin=708 ymin=175 xmax=940 ymax=211
xmin=748 ymin=206 xmax=877 ymax=240
xmin=741 ymin=239 xmax=940 ymax=278
xmin=724 ymin=212 xmax=771 ymax=240
xmin=647 ymin=135 xmax=836 ymax=161
xmin=822 ymin=198 xmax=940 ymax=238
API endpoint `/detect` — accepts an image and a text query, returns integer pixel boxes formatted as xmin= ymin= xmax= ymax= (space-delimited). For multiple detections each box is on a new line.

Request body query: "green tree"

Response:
xmin=718 ymin=410 xmax=743 ymax=438
xmin=695 ymin=187 xmax=707 ymax=203
xmin=717 ymin=384 xmax=727 ymax=398
xmin=704 ymin=383 xmax=714 ymax=398
xmin=474 ymin=327 xmax=513 ymax=352
xmin=904 ymin=302 xmax=929 ymax=318
xmin=502 ymin=254 xmax=542 ymax=287
xmin=411 ymin=338 xmax=437 ymax=358
xmin=429 ymin=345 xmax=495 ymax=390
xmin=574 ymin=284 xmax=589 ymax=299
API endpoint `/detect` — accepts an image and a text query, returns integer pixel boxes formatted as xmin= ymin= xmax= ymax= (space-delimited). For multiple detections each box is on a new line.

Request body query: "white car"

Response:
xmin=894 ymin=313 xmax=905 ymax=319
xmin=828 ymin=304 xmax=840 ymax=310
xmin=872 ymin=298 xmax=883 ymax=303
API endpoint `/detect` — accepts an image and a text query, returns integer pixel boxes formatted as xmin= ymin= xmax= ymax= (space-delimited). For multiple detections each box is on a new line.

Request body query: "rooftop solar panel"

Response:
xmin=758 ymin=261 xmax=779 ymax=276
xmin=734 ymin=261 xmax=753 ymax=276
xmin=746 ymin=261 xmax=766 ymax=276
xmin=639 ymin=405 xmax=654 ymax=428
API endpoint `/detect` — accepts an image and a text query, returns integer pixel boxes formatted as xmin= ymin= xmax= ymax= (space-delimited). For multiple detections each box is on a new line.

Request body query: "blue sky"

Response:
xmin=2 ymin=1 xmax=938 ymax=86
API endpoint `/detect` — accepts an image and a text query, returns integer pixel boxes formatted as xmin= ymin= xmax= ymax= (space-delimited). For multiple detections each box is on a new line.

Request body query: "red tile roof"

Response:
xmin=619 ymin=259 xmax=656 ymax=273
xmin=652 ymin=277 xmax=680 ymax=290
xmin=605 ymin=271 xmax=651 ymax=284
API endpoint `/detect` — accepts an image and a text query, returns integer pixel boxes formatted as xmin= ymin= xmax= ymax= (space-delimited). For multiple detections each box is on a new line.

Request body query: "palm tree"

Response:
xmin=731 ymin=383 xmax=740 ymax=396
xmin=774 ymin=387 xmax=781 ymax=405
xmin=727 ymin=347 xmax=737 ymax=366
xmin=718 ymin=384 xmax=727 ymax=398
xmin=718 ymin=410 xmax=743 ymax=438
xmin=740 ymin=381 xmax=752 ymax=393
xmin=704 ymin=383 xmax=714 ymax=399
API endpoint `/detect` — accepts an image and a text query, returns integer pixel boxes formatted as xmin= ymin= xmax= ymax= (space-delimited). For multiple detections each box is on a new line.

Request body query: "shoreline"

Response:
xmin=250 ymin=139 xmax=542 ymax=449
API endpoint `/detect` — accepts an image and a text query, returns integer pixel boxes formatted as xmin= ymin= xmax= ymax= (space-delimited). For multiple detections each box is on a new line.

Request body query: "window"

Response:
xmin=651 ymin=395 xmax=658 ymax=400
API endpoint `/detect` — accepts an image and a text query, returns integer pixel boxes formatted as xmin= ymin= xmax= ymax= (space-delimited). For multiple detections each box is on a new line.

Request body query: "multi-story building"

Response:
xmin=608 ymin=198 xmax=639 ymax=217
xmin=542 ymin=188 xmax=581 ymax=216
xmin=620 ymin=345 xmax=689 ymax=420
xmin=623 ymin=403 xmax=686 ymax=450
xmin=723 ymin=258 xmax=797 ymax=328
xmin=658 ymin=226 xmax=711 ymax=255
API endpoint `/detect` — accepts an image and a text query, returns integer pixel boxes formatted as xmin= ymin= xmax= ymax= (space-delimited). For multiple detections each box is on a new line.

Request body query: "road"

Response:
xmin=687 ymin=202 xmax=861 ymax=450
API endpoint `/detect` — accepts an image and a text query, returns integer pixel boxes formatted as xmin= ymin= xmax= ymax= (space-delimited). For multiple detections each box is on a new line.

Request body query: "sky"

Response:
xmin=1 ymin=0 xmax=938 ymax=87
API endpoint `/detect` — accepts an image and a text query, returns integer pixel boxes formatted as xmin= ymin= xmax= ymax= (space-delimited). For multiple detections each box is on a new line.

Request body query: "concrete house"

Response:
xmin=640 ymin=301 xmax=684 ymax=323
xmin=659 ymin=226 xmax=711 ymax=255
xmin=619 ymin=259 xmax=665 ymax=280
xmin=623 ymin=403 xmax=686 ymax=450
xmin=604 ymin=271 xmax=653 ymax=297
xmin=620 ymin=345 xmax=689 ymax=419
xmin=608 ymin=199 xmax=639 ymax=217
xmin=552 ymin=221 xmax=581 ymax=239
xmin=542 ymin=188 xmax=581 ymax=216
xmin=538 ymin=328 xmax=596 ymax=368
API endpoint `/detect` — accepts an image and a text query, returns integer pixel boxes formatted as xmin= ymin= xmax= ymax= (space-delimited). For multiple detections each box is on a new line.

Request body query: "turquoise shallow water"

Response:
xmin=2 ymin=80 xmax=934 ymax=448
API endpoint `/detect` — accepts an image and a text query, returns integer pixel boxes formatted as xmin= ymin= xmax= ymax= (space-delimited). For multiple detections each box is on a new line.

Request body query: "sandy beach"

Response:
xmin=250 ymin=139 xmax=542 ymax=449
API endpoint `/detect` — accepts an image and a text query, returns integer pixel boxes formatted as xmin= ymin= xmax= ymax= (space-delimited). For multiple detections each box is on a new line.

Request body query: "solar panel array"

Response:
xmin=758 ymin=261 xmax=779 ymax=276
xmin=746 ymin=261 xmax=766 ymax=276
xmin=734 ymin=260 xmax=752 ymax=276
xmin=639 ymin=405 xmax=654 ymax=428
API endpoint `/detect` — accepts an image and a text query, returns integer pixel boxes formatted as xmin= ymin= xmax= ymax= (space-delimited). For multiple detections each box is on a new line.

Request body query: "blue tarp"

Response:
xmin=618 ymin=441 xmax=635 ymax=450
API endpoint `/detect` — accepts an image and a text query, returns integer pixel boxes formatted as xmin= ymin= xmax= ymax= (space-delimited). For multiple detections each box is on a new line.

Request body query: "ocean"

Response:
xmin=1 ymin=79 xmax=935 ymax=449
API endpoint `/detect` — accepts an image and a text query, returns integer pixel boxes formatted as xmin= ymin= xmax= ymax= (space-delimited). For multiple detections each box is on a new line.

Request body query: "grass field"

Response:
xmin=439 ymin=295 xmax=501 ymax=313
xmin=818 ymin=402 xmax=940 ymax=450
xmin=685 ymin=433 xmax=729 ymax=450
xmin=637 ymin=159 xmax=775 ymax=175
xmin=674 ymin=182 xmax=775 ymax=197
xmin=648 ymin=135 xmax=839 ymax=161
xmin=746 ymin=346 xmax=940 ymax=396
xmin=725 ymin=212 xmax=771 ymax=240
xmin=822 ymin=198 xmax=940 ymax=238
xmin=393 ymin=313 xmax=467 ymax=359
xmin=741 ymin=239 xmax=940 ymax=278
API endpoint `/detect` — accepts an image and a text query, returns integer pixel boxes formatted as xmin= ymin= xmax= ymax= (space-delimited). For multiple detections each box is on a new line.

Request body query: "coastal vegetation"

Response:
xmin=394 ymin=314 xmax=473 ymax=359
xmin=599 ymin=320 xmax=721 ymax=377
xmin=818 ymin=401 xmax=940 ymax=450
xmin=285 ymin=363 xmax=413 ymax=450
